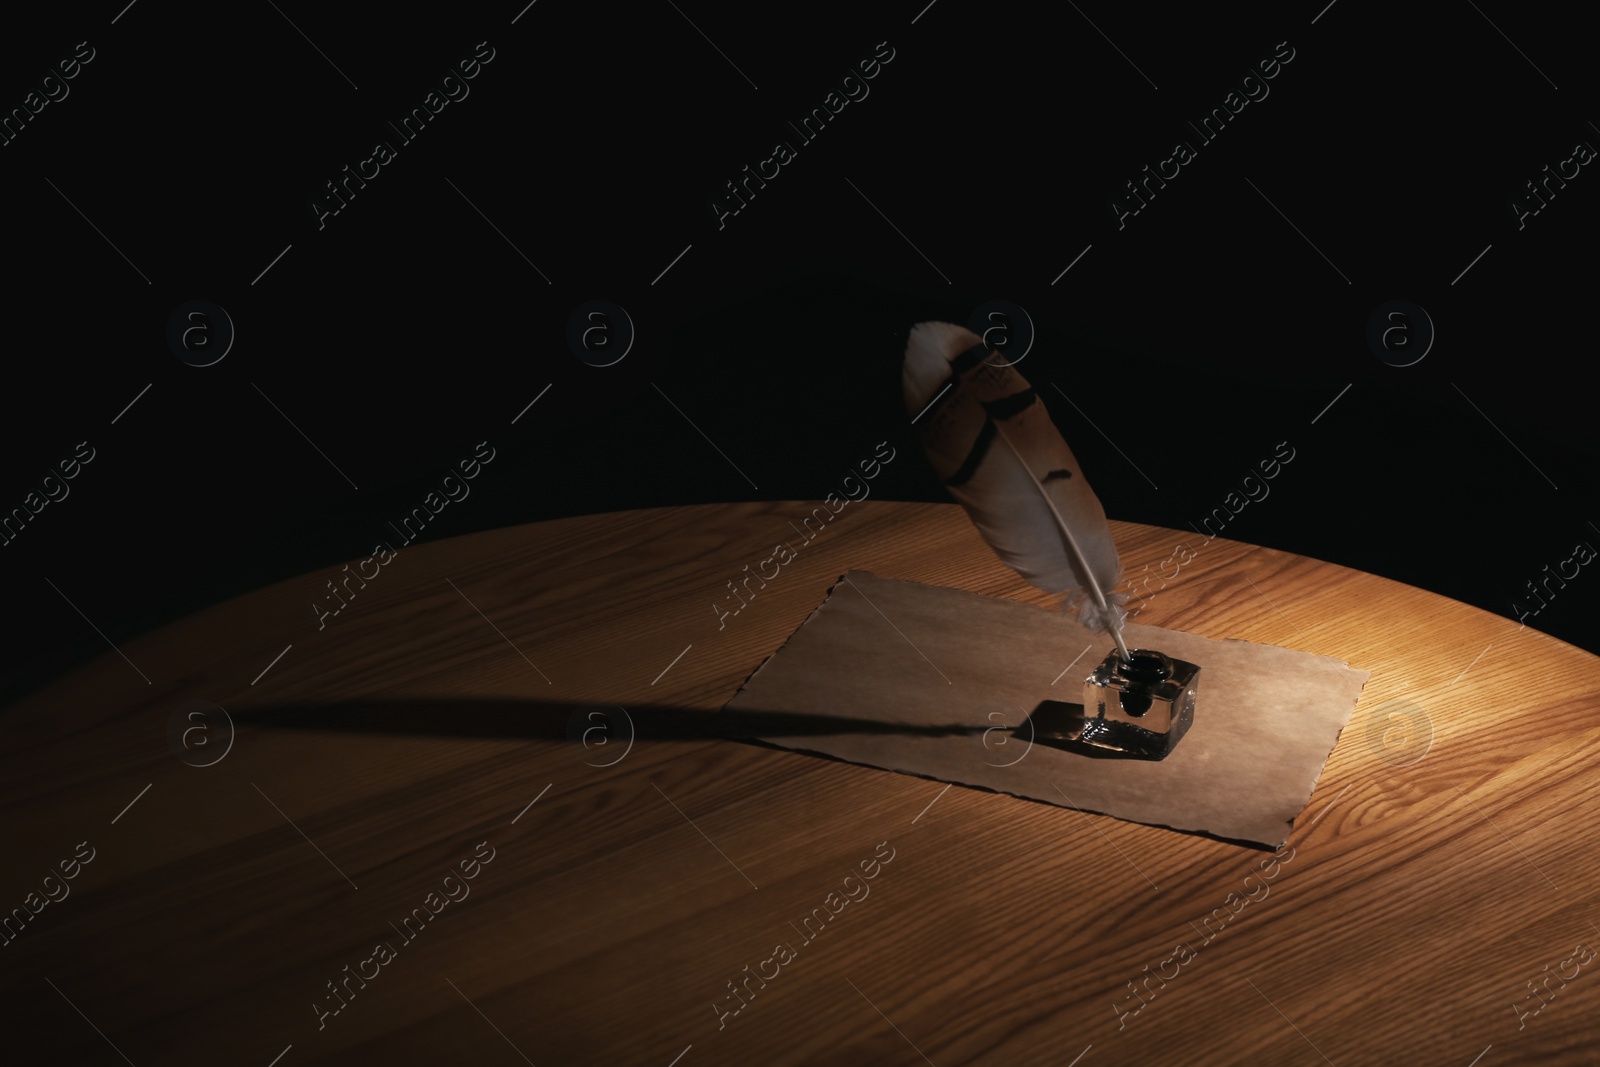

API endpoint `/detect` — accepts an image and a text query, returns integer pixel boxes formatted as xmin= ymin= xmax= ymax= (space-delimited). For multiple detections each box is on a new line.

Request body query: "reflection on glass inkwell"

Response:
xmin=1076 ymin=649 xmax=1199 ymax=759
xmin=1021 ymin=648 xmax=1200 ymax=760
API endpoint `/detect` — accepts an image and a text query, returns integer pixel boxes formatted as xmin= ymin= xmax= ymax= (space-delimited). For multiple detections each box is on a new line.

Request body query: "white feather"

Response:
xmin=902 ymin=322 xmax=1128 ymax=654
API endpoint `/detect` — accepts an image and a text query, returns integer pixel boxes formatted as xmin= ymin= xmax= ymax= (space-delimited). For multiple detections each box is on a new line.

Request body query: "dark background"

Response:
xmin=3 ymin=0 xmax=1596 ymax=707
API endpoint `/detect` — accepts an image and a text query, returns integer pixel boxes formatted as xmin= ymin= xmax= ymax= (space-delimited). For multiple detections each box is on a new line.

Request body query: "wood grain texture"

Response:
xmin=2 ymin=500 xmax=1597 ymax=1066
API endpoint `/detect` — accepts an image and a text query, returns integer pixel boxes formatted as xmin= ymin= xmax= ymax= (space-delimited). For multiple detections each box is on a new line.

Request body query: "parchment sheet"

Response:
xmin=723 ymin=570 xmax=1370 ymax=847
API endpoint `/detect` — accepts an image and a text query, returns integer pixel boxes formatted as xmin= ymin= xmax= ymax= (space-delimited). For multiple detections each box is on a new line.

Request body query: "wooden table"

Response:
xmin=3 ymin=501 xmax=1596 ymax=1066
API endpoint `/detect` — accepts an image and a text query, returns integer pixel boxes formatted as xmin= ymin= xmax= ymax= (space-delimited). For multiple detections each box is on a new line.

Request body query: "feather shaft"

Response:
xmin=902 ymin=321 xmax=1129 ymax=662
xmin=991 ymin=422 xmax=1131 ymax=661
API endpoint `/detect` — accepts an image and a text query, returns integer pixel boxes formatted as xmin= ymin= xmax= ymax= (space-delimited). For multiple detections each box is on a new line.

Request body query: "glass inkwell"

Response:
xmin=1024 ymin=640 xmax=1200 ymax=760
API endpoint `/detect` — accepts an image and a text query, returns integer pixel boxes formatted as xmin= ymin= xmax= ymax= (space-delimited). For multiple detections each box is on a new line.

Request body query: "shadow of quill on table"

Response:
xmin=231 ymin=698 xmax=1017 ymax=741
xmin=234 ymin=698 xmax=1264 ymax=846
xmin=233 ymin=698 xmax=1148 ymax=759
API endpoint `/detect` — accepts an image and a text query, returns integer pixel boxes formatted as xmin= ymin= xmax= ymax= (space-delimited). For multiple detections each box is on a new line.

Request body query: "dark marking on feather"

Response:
xmin=1043 ymin=468 xmax=1074 ymax=481
xmin=981 ymin=387 xmax=1036 ymax=421
xmin=951 ymin=343 xmax=990 ymax=376
xmin=946 ymin=417 xmax=996 ymax=487
xmin=921 ymin=344 xmax=999 ymax=427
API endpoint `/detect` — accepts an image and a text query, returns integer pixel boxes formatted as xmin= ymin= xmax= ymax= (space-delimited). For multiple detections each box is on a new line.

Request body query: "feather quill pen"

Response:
xmin=902 ymin=322 xmax=1130 ymax=661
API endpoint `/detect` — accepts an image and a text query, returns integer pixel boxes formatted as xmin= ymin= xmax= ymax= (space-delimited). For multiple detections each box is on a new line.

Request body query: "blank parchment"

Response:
xmin=723 ymin=570 xmax=1371 ymax=847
